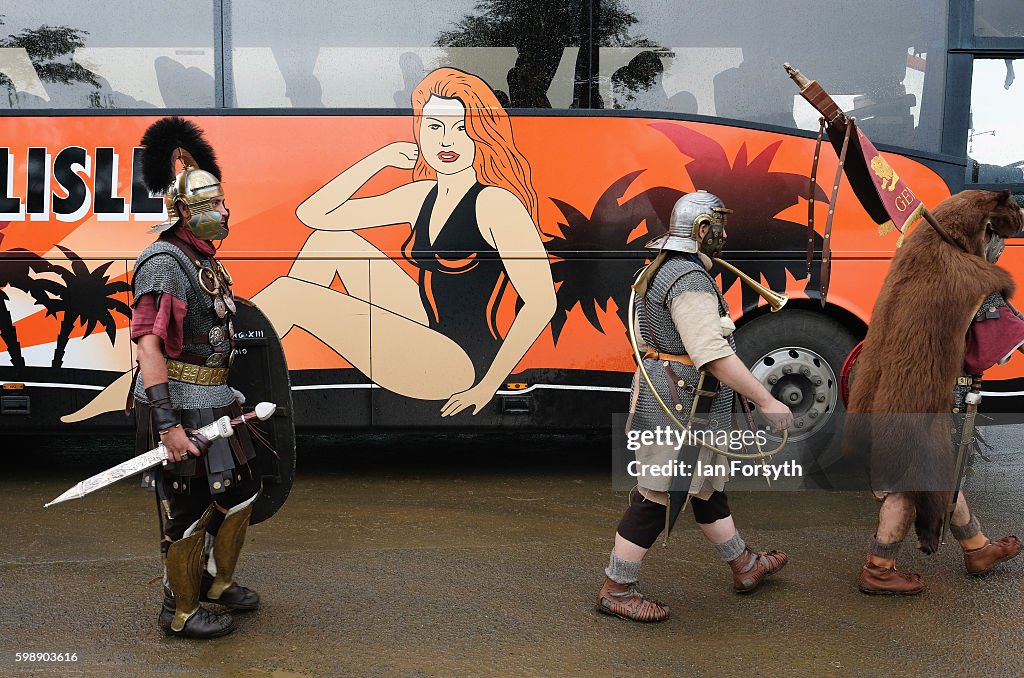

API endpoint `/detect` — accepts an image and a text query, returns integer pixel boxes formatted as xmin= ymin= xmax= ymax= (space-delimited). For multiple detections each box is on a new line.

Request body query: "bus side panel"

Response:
xmin=0 ymin=114 xmax=985 ymax=433
xmin=0 ymin=256 xmax=135 ymax=431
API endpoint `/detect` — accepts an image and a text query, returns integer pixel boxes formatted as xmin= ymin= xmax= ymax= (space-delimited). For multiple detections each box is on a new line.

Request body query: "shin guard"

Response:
xmin=164 ymin=507 xmax=214 ymax=632
xmin=205 ymin=494 xmax=257 ymax=601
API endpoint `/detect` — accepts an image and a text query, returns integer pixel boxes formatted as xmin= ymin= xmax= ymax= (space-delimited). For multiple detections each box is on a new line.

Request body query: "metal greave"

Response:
xmin=205 ymin=493 xmax=257 ymax=600
xmin=164 ymin=507 xmax=215 ymax=632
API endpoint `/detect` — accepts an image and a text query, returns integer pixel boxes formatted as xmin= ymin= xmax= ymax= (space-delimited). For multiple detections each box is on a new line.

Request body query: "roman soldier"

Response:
xmin=132 ymin=117 xmax=261 ymax=638
xmin=596 ymin=191 xmax=794 ymax=623
xmin=846 ymin=189 xmax=1024 ymax=595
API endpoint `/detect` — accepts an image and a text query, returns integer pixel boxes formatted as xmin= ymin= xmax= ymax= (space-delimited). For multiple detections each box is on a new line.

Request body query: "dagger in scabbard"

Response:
xmin=784 ymin=63 xmax=848 ymax=128
xmin=44 ymin=402 xmax=277 ymax=508
xmin=941 ymin=387 xmax=982 ymax=545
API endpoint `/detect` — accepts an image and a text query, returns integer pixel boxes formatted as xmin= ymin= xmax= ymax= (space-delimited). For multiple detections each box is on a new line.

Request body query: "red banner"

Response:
xmin=844 ymin=125 xmax=926 ymax=236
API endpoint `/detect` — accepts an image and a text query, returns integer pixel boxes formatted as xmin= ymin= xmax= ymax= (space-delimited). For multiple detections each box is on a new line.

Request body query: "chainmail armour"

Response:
xmin=132 ymin=239 xmax=251 ymax=489
xmin=631 ymin=254 xmax=736 ymax=435
xmin=131 ymin=240 xmax=235 ymax=409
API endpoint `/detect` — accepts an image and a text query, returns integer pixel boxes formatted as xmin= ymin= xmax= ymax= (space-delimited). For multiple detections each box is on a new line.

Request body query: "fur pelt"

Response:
xmin=139 ymin=117 xmax=221 ymax=194
xmin=844 ymin=190 xmax=1022 ymax=554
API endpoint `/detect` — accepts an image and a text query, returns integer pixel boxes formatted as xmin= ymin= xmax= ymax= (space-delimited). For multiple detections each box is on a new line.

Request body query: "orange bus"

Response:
xmin=1 ymin=1 xmax=1021 ymax=454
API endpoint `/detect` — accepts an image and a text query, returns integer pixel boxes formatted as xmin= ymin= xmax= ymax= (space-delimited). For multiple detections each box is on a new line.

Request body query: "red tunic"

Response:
xmin=130 ymin=227 xmax=218 ymax=358
xmin=964 ymin=305 xmax=1024 ymax=374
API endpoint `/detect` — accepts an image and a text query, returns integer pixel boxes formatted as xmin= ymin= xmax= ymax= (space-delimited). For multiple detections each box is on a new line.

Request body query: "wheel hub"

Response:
xmin=748 ymin=346 xmax=838 ymax=442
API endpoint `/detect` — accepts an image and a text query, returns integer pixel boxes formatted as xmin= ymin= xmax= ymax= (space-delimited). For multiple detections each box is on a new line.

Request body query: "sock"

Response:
xmin=950 ymin=514 xmax=981 ymax=542
xmin=868 ymin=536 xmax=902 ymax=561
xmin=605 ymin=551 xmax=642 ymax=584
xmin=715 ymin=532 xmax=747 ymax=564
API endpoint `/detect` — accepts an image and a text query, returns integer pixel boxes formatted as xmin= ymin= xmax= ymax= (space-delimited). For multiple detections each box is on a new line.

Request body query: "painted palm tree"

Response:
xmin=651 ymin=122 xmax=827 ymax=311
xmin=30 ymin=246 xmax=130 ymax=368
xmin=546 ymin=170 xmax=682 ymax=343
xmin=0 ymin=227 xmax=53 ymax=368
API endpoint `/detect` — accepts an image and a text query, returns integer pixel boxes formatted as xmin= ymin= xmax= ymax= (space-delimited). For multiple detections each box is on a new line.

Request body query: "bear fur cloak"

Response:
xmin=844 ymin=189 xmax=1022 ymax=554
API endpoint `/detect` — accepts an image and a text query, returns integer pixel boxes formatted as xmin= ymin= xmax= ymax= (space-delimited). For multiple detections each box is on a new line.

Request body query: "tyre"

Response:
xmin=733 ymin=310 xmax=859 ymax=474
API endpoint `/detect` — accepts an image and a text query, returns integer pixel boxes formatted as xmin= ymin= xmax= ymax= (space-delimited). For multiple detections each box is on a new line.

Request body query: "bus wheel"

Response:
xmin=734 ymin=310 xmax=859 ymax=462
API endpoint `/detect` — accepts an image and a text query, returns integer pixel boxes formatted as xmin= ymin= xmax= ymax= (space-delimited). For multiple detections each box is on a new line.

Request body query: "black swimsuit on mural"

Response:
xmin=402 ymin=182 xmax=508 ymax=383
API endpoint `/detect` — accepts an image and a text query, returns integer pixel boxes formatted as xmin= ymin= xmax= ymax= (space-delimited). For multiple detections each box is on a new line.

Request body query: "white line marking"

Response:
xmin=0 ymin=381 xmax=105 ymax=391
xmin=291 ymin=383 xmax=380 ymax=391
xmin=496 ymin=384 xmax=632 ymax=395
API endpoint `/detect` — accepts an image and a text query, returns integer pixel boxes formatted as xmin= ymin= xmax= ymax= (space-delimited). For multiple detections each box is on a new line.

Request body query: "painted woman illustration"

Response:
xmin=251 ymin=67 xmax=556 ymax=416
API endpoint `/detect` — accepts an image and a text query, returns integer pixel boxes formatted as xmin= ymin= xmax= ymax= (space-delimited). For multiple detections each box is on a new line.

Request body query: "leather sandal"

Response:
xmin=730 ymin=548 xmax=788 ymax=593
xmin=596 ymin=576 xmax=670 ymax=623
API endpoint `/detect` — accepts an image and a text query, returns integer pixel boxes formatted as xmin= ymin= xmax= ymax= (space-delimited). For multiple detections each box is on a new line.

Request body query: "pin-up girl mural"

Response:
xmin=252 ymin=68 xmax=556 ymax=416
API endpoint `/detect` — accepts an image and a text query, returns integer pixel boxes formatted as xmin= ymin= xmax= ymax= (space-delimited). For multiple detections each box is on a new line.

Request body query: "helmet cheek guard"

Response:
xmin=166 ymin=168 xmax=228 ymax=240
xmin=691 ymin=211 xmax=728 ymax=260
xmin=188 ymin=209 xmax=228 ymax=241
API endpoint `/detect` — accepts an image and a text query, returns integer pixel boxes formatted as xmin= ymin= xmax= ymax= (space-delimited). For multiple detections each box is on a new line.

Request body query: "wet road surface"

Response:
xmin=2 ymin=429 xmax=1023 ymax=677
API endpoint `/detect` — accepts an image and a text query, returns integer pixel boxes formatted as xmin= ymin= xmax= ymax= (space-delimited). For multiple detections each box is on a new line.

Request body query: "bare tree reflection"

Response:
xmin=0 ymin=15 xmax=99 ymax=107
xmin=436 ymin=1 xmax=656 ymax=108
xmin=0 ymin=15 xmax=154 ymax=108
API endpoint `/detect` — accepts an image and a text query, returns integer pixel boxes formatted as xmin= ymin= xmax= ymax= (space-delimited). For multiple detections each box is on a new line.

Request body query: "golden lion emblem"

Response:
xmin=870 ymin=154 xmax=900 ymax=191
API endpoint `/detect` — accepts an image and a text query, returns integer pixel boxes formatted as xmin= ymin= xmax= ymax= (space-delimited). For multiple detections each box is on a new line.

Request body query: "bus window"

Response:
xmin=0 ymin=1 xmax=215 ymax=109
xmin=599 ymin=0 xmax=947 ymax=153
xmin=967 ymin=58 xmax=1024 ymax=185
xmin=602 ymin=47 xmax=742 ymax=115
xmin=228 ymin=0 xmax=584 ymax=109
xmin=975 ymin=0 xmax=1024 ymax=38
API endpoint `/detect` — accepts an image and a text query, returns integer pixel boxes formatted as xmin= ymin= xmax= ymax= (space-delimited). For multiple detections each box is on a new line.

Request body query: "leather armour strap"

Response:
xmin=188 ymin=431 xmax=213 ymax=456
xmin=807 ymin=118 xmax=825 ymax=277
xmin=820 ymin=120 xmax=853 ymax=306
xmin=643 ymin=348 xmax=694 ymax=366
xmin=173 ymin=351 xmax=220 ymax=367
xmin=162 ymin=233 xmax=207 ymax=265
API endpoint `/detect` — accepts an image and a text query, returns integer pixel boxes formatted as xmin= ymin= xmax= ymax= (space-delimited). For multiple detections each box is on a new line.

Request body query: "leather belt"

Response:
xmin=643 ymin=348 xmax=695 ymax=366
xmin=174 ymin=352 xmax=212 ymax=367
xmin=166 ymin=358 xmax=228 ymax=386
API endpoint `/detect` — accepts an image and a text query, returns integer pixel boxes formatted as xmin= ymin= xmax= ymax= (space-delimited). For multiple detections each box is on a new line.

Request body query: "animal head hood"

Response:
xmin=930 ymin=189 xmax=1022 ymax=257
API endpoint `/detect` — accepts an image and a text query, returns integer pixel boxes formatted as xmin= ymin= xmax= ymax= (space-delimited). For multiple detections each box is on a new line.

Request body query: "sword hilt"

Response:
xmin=228 ymin=401 xmax=276 ymax=428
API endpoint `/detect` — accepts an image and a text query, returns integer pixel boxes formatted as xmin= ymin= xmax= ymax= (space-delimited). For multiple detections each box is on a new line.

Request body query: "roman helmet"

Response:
xmin=645 ymin=190 xmax=732 ymax=258
xmin=140 ymin=117 xmax=228 ymax=240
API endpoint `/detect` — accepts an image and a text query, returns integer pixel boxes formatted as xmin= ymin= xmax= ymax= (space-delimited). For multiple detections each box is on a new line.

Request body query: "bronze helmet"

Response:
xmin=140 ymin=117 xmax=227 ymax=240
